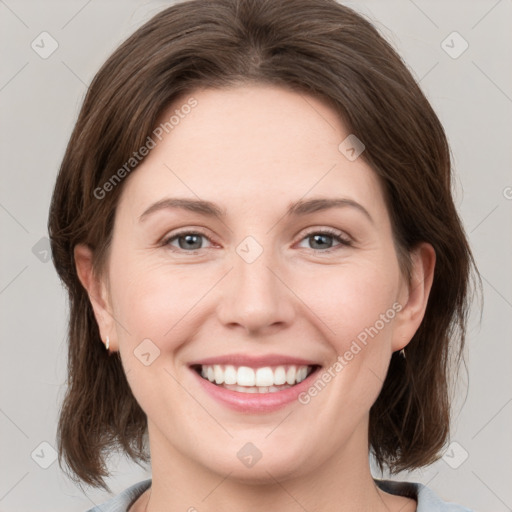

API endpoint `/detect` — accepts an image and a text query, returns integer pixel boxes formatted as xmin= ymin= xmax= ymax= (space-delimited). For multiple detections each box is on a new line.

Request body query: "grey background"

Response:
xmin=1 ymin=1 xmax=511 ymax=511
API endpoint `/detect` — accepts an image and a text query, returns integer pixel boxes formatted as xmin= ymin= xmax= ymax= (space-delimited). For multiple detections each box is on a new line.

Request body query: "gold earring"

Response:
xmin=105 ymin=336 xmax=110 ymax=351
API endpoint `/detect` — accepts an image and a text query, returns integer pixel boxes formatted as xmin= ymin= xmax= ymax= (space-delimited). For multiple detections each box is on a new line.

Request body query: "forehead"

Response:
xmin=118 ymin=84 xmax=387 ymax=221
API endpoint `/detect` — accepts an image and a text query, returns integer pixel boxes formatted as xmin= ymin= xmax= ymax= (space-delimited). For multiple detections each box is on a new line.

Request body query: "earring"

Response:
xmin=399 ymin=348 xmax=406 ymax=359
xmin=105 ymin=336 xmax=110 ymax=351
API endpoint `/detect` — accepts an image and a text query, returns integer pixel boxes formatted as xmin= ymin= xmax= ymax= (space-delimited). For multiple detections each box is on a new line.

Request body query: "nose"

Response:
xmin=216 ymin=244 xmax=296 ymax=335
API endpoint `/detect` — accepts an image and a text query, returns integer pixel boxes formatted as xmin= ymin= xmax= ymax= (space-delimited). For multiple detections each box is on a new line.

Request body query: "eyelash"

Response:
xmin=160 ymin=227 xmax=353 ymax=254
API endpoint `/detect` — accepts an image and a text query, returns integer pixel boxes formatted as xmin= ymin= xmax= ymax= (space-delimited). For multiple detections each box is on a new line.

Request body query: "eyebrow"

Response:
xmin=138 ymin=196 xmax=374 ymax=224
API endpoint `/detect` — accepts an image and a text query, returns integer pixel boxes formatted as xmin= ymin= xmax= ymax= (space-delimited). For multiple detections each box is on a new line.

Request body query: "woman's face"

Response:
xmin=82 ymin=84 xmax=433 ymax=482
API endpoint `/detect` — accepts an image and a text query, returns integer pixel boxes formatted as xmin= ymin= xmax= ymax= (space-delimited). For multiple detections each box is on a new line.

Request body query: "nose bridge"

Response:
xmin=217 ymin=235 xmax=294 ymax=333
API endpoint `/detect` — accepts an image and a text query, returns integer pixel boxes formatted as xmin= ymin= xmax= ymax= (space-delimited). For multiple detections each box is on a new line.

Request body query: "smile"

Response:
xmin=192 ymin=364 xmax=317 ymax=393
xmin=188 ymin=353 xmax=322 ymax=412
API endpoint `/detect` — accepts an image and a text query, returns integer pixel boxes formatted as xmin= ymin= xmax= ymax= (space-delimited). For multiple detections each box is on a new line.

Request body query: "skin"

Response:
xmin=75 ymin=84 xmax=435 ymax=512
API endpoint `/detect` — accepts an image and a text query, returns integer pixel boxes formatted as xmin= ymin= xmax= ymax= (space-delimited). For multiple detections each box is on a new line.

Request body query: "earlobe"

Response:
xmin=74 ymin=244 xmax=115 ymax=348
xmin=392 ymin=242 xmax=436 ymax=352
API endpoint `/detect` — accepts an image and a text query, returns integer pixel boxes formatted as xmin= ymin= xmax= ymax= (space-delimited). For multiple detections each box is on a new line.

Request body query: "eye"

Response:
xmin=161 ymin=228 xmax=352 ymax=254
xmin=162 ymin=230 xmax=214 ymax=252
xmin=297 ymin=228 xmax=352 ymax=252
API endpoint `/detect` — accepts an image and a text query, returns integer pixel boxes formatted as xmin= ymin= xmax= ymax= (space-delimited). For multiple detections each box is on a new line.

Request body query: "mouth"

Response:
xmin=190 ymin=363 xmax=321 ymax=394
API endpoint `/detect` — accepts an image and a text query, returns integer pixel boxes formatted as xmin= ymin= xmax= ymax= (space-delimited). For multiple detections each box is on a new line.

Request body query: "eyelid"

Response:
xmin=294 ymin=226 xmax=353 ymax=252
xmin=160 ymin=228 xmax=217 ymax=250
xmin=297 ymin=226 xmax=353 ymax=244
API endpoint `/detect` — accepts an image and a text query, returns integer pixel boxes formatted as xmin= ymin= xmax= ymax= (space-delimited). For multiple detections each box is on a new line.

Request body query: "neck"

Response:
xmin=135 ymin=418 xmax=413 ymax=512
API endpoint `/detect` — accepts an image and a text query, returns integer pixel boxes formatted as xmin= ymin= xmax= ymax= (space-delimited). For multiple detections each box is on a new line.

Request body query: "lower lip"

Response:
xmin=190 ymin=367 xmax=320 ymax=413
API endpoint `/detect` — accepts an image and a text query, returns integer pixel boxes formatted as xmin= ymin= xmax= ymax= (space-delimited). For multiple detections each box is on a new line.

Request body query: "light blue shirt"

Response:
xmin=85 ymin=478 xmax=473 ymax=511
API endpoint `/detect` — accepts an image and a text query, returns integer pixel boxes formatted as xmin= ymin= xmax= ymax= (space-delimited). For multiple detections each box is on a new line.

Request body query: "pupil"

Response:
xmin=311 ymin=234 xmax=331 ymax=249
xmin=180 ymin=234 xmax=202 ymax=250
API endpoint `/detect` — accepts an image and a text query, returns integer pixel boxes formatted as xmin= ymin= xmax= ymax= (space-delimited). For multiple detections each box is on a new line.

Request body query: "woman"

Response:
xmin=48 ymin=0 xmax=479 ymax=510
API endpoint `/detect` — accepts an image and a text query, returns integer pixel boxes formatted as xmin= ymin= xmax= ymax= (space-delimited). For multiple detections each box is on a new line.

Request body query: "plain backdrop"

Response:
xmin=1 ymin=1 xmax=511 ymax=511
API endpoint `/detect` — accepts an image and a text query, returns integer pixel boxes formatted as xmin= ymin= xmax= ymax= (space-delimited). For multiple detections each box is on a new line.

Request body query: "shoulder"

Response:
xmin=375 ymin=479 xmax=474 ymax=512
xmin=84 ymin=479 xmax=152 ymax=512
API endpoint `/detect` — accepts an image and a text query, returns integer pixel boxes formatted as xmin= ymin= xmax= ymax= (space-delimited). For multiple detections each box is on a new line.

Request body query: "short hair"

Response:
xmin=48 ymin=0 xmax=480 ymax=493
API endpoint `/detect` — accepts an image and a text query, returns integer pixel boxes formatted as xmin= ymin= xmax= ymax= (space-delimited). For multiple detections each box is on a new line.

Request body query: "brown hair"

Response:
xmin=48 ymin=0 xmax=480 ymax=493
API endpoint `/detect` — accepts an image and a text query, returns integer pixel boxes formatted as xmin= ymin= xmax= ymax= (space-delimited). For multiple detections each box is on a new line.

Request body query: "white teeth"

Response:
xmin=214 ymin=365 xmax=224 ymax=385
xmin=222 ymin=383 xmax=293 ymax=393
xmin=274 ymin=366 xmax=287 ymax=385
xmin=198 ymin=364 xmax=314 ymax=389
xmin=224 ymin=365 xmax=237 ymax=385
xmin=237 ymin=366 xmax=255 ymax=386
xmin=286 ymin=366 xmax=296 ymax=385
xmin=255 ymin=367 xmax=274 ymax=387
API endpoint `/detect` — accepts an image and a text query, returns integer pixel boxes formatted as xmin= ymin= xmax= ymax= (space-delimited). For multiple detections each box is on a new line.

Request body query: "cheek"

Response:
xmin=109 ymin=254 xmax=216 ymax=357
xmin=306 ymin=260 xmax=401 ymax=347
xmin=303 ymin=260 xmax=401 ymax=400
xmin=107 ymin=260 xmax=203 ymax=413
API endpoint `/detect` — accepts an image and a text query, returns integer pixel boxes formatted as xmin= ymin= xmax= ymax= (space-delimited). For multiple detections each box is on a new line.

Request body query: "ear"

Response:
xmin=74 ymin=244 xmax=117 ymax=351
xmin=392 ymin=242 xmax=436 ymax=352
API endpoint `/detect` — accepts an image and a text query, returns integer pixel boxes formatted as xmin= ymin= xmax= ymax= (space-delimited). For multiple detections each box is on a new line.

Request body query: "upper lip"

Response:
xmin=188 ymin=353 xmax=321 ymax=368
